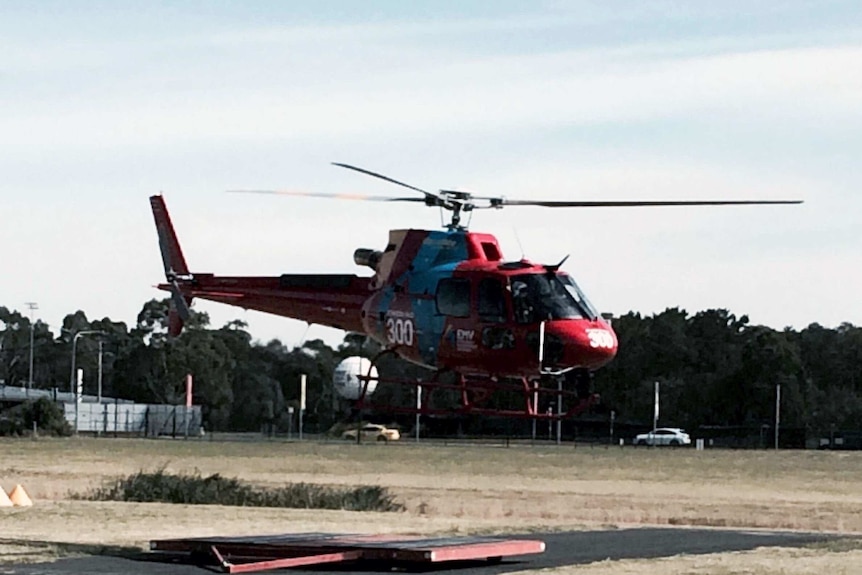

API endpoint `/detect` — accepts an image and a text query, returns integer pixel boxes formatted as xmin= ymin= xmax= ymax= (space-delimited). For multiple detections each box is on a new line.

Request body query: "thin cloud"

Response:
xmin=2 ymin=43 xmax=860 ymax=154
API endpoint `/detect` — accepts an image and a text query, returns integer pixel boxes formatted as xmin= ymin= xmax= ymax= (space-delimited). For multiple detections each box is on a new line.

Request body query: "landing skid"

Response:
xmin=353 ymin=350 xmax=598 ymax=420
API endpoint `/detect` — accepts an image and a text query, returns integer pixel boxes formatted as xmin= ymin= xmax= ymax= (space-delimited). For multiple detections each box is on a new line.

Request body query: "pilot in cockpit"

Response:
xmin=511 ymin=280 xmax=534 ymax=324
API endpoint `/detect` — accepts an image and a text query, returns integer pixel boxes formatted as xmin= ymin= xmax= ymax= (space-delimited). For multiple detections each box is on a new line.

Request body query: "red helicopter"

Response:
xmin=151 ymin=163 xmax=801 ymax=420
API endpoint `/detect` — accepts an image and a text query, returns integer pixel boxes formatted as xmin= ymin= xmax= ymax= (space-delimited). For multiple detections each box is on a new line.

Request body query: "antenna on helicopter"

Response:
xmin=512 ymin=226 xmax=526 ymax=260
xmin=545 ymin=255 xmax=570 ymax=273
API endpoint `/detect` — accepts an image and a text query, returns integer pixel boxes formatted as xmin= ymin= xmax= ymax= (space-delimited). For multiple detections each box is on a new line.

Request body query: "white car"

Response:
xmin=634 ymin=427 xmax=691 ymax=446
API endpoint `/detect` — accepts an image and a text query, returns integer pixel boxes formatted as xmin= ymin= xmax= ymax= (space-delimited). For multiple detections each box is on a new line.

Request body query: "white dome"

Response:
xmin=333 ymin=356 xmax=378 ymax=400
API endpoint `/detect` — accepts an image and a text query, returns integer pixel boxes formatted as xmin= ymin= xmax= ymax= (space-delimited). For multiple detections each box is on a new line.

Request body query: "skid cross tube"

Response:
xmin=353 ymin=366 xmax=598 ymax=420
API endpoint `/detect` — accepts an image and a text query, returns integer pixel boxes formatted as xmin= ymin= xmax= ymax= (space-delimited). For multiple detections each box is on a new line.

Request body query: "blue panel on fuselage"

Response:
xmin=402 ymin=231 xmax=468 ymax=367
xmin=409 ymin=230 xmax=470 ymax=273
xmin=408 ymin=264 xmax=458 ymax=366
xmin=368 ymin=231 xmax=470 ymax=368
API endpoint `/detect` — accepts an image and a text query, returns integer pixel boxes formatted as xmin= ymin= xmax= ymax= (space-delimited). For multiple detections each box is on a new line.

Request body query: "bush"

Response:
xmin=74 ymin=468 xmax=403 ymax=512
xmin=0 ymin=398 xmax=72 ymax=437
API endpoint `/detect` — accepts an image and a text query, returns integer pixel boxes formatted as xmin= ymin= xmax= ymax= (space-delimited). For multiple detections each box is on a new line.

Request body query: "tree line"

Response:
xmin=1 ymin=301 xmax=860 ymax=435
xmin=595 ymin=309 xmax=862 ymax=435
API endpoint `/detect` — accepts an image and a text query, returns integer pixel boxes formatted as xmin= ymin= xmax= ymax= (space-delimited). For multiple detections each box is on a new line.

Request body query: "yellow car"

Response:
xmin=341 ymin=423 xmax=401 ymax=442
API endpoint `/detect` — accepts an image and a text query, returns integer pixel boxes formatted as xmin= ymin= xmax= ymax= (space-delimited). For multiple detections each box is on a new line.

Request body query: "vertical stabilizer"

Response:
xmin=150 ymin=195 xmax=193 ymax=336
xmin=150 ymin=195 xmax=190 ymax=276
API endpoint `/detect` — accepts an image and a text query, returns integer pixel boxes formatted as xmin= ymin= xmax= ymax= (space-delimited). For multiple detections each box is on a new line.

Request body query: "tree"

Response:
xmin=114 ymin=299 xmax=233 ymax=429
xmin=0 ymin=307 xmax=30 ymax=387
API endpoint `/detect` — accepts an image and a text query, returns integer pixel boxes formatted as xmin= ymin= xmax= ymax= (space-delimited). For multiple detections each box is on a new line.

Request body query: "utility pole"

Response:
xmin=775 ymin=383 xmax=781 ymax=450
xmin=415 ymin=384 xmax=421 ymax=442
xmin=556 ymin=377 xmax=562 ymax=445
xmin=97 ymin=340 xmax=103 ymax=403
xmin=26 ymin=302 xmax=38 ymax=390
xmin=299 ymin=373 xmax=306 ymax=441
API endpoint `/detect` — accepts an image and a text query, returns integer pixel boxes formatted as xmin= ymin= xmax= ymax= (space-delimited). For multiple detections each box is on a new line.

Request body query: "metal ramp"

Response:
xmin=150 ymin=532 xmax=545 ymax=573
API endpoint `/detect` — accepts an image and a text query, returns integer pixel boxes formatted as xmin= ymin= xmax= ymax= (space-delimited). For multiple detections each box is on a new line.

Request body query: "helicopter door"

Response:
xmin=477 ymin=277 xmax=515 ymax=351
xmin=435 ymin=277 xmax=477 ymax=361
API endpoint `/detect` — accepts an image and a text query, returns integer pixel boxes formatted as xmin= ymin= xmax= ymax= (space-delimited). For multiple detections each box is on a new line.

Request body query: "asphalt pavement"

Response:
xmin=2 ymin=528 xmax=836 ymax=575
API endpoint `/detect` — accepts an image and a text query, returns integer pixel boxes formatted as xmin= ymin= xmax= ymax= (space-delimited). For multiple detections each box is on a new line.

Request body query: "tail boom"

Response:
xmin=157 ymin=273 xmax=371 ymax=333
xmin=152 ymin=194 xmax=371 ymax=335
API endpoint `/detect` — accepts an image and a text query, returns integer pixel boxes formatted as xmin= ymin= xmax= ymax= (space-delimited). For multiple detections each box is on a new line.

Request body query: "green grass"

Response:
xmin=5 ymin=436 xmax=862 ymax=488
xmin=72 ymin=468 xmax=404 ymax=512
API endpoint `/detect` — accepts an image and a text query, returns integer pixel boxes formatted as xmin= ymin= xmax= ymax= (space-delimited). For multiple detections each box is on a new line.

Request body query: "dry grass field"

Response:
xmin=1 ymin=436 xmax=862 ymax=573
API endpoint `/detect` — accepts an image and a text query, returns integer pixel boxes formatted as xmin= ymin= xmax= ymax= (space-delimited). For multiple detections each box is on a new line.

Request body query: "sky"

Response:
xmin=1 ymin=0 xmax=860 ymax=348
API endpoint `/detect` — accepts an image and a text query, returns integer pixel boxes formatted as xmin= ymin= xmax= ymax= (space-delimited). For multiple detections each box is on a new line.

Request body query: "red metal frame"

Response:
xmin=210 ymin=545 xmax=363 ymax=574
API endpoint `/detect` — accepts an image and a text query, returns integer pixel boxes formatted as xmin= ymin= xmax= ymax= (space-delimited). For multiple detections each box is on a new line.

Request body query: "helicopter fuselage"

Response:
xmin=357 ymin=228 xmax=618 ymax=376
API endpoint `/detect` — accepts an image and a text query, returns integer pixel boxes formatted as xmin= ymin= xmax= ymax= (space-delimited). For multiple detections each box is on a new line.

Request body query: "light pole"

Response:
xmin=26 ymin=302 xmax=38 ymax=390
xmin=69 ymin=330 xmax=104 ymax=433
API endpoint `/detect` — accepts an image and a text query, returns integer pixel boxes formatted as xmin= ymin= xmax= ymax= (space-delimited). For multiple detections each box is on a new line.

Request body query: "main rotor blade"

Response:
xmin=227 ymin=189 xmax=426 ymax=202
xmin=495 ymin=199 xmax=804 ymax=208
xmin=332 ymin=162 xmax=439 ymax=201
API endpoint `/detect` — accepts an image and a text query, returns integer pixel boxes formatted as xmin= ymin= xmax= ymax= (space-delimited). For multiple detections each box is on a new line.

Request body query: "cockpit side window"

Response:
xmin=436 ymin=277 xmax=471 ymax=317
xmin=478 ymin=278 xmax=506 ymax=323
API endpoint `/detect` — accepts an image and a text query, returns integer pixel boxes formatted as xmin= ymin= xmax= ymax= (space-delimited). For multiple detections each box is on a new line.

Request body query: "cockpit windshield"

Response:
xmin=557 ymin=273 xmax=600 ymax=320
xmin=511 ymin=272 xmax=599 ymax=323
